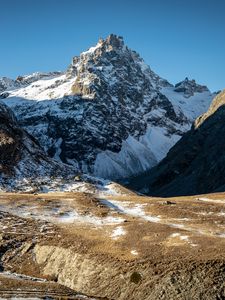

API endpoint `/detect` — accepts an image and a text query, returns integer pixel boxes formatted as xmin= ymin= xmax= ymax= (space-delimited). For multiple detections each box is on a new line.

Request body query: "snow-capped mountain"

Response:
xmin=0 ymin=34 xmax=214 ymax=180
xmin=0 ymin=77 xmax=19 ymax=93
xmin=174 ymin=77 xmax=210 ymax=97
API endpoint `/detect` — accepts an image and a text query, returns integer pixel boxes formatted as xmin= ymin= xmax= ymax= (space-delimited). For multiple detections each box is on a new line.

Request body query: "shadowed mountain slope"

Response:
xmin=0 ymin=101 xmax=73 ymax=191
xmin=129 ymin=90 xmax=225 ymax=197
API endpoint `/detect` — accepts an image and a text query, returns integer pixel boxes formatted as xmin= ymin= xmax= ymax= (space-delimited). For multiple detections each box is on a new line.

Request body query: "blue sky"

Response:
xmin=0 ymin=0 xmax=224 ymax=91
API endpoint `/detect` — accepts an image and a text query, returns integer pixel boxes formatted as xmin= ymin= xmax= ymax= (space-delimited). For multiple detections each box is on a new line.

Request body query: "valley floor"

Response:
xmin=0 ymin=190 xmax=225 ymax=299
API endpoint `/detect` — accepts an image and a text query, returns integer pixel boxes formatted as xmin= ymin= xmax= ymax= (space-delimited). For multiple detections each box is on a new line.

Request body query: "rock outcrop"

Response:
xmin=174 ymin=77 xmax=209 ymax=97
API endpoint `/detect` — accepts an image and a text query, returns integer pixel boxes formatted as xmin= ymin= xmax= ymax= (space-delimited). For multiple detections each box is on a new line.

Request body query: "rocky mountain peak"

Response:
xmin=69 ymin=34 xmax=125 ymax=69
xmin=84 ymin=34 xmax=125 ymax=56
xmin=103 ymin=34 xmax=124 ymax=49
xmin=174 ymin=77 xmax=209 ymax=97
xmin=0 ymin=35 xmax=214 ymax=181
xmin=68 ymin=34 xmax=171 ymax=99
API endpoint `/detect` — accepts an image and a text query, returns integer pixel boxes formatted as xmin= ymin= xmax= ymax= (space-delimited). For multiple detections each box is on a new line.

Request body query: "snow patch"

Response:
xmin=161 ymin=87 xmax=213 ymax=122
xmin=94 ymin=126 xmax=185 ymax=180
xmin=111 ymin=226 xmax=126 ymax=239
xmin=81 ymin=41 xmax=102 ymax=56
xmin=0 ymin=271 xmax=47 ymax=282
xmin=102 ymin=199 xmax=225 ymax=238
xmin=94 ymin=135 xmax=158 ymax=180
xmin=139 ymin=126 xmax=181 ymax=162
xmin=131 ymin=249 xmax=138 ymax=255
xmin=108 ymin=200 xmax=161 ymax=223
xmin=0 ymin=204 xmax=125 ymax=227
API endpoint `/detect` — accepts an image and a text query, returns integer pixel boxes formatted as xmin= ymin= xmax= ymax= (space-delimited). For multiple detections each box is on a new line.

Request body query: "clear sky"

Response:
xmin=0 ymin=0 xmax=224 ymax=91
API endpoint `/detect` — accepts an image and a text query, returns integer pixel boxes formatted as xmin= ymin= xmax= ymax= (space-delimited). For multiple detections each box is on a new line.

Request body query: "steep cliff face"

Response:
xmin=129 ymin=90 xmax=225 ymax=197
xmin=0 ymin=101 xmax=72 ymax=191
xmin=1 ymin=34 xmax=214 ymax=180
xmin=0 ymin=102 xmax=22 ymax=171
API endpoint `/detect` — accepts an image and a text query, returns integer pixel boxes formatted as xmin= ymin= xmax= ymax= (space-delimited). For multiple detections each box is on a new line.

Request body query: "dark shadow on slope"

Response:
xmin=0 ymin=99 xmax=77 ymax=191
xmin=2 ymin=95 xmax=99 ymax=167
xmin=128 ymin=104 xmax=225 ymax=197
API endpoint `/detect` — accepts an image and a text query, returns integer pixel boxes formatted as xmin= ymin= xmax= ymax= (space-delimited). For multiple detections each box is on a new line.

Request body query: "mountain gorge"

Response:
xmin=129 ymin=89 xmax=225 ymax=196
xmin=0 ymin=34 xmax=214 ymax=183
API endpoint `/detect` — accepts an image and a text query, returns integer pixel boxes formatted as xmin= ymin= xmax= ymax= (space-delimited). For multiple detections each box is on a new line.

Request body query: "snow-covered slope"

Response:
xmin=0 ymin=101 xmax=77 ymax=192
xmin=1 ymin=34 xmax=215 ymax=180
xmin=0 ymin=77 xmax=19 ymax=93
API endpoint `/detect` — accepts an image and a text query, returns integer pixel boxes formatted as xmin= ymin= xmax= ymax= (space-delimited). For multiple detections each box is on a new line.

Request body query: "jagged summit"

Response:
xmin=99 ymin=34 xmax=125 ymax=49
xmin=67 ymin=33 xmax=171 ymax=94
xmin=82 ymin=34 xmax=125 ymax=55
xmin=0 ymin=35 xmax=214 ymax=180
xmin=174 ymin=77 xmax=209 ymax=97
xmin=81 ymin=34 xmax=125 ymax=56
